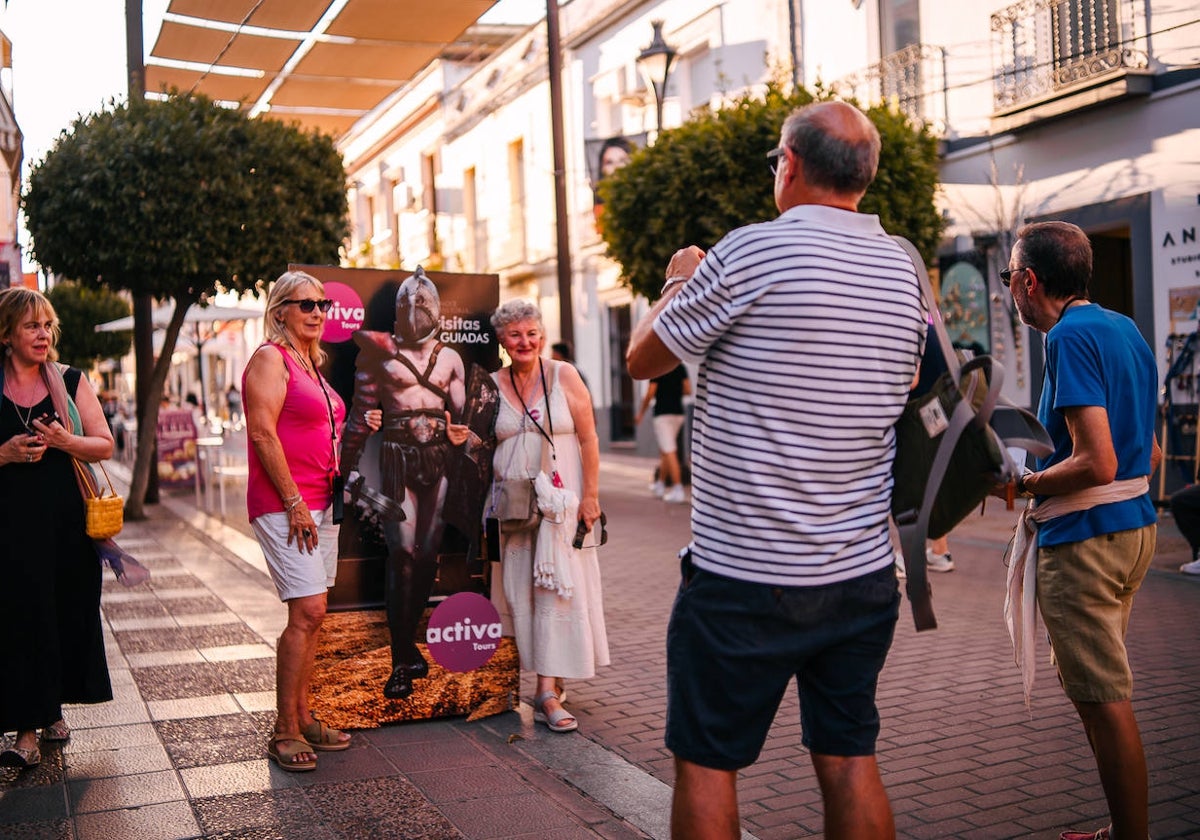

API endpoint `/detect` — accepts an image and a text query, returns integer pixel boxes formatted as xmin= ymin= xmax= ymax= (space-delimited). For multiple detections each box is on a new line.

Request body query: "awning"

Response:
xmin=145 ymin=0 xmax=500 ymax=138
xmin=95 ymin=303 xmax=264 ymax=333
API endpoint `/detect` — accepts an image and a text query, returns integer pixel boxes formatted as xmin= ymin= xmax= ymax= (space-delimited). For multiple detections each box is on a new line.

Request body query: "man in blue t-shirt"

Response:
xmin=1004 ymin=221 xmax=1160 ymax=840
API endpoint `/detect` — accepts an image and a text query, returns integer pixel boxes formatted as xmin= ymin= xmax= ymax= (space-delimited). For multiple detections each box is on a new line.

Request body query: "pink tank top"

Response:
xmin=245 ymin=344 xmax=347 ymax=519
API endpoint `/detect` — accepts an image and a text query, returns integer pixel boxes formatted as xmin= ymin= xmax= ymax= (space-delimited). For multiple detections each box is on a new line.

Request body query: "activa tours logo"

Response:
xmin=425 ymin=592 xmax=503 ymax=672
xmin=321 ymin=282 xmax=366 ymax=343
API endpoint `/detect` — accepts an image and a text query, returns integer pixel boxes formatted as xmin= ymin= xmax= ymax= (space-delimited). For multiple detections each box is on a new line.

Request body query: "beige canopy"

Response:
xmin=145 ymin=0 xmax=499 ymax=137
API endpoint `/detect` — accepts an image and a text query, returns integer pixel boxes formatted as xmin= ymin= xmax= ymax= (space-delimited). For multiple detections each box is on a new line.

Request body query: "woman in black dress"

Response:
xmin=0 ymin=288 xmax=114 ymax=769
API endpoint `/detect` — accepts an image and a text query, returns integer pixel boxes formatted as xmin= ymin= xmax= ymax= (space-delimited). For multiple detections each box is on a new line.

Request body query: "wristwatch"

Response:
xmin=1016 ymin=473 xmax=1032 ymax=497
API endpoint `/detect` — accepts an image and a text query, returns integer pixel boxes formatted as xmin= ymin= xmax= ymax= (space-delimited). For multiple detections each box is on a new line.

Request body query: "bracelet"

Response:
xmin=660 ymin=275 xmax=689 ymax=296
xmin=283 ymin=494 xmax=303 ymax=512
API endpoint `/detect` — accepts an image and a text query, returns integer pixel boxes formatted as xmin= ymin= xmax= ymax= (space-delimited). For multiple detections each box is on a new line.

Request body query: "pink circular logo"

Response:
xmin=425 ymin=592 xmax=503 ymax=672
xmin=321 ymin=282 xmax=365 ymax=343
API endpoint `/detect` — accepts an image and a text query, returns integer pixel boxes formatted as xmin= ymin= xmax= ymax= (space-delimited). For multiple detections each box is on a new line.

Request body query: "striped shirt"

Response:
xmin=654 ymin=204 xmax=924 ymax=586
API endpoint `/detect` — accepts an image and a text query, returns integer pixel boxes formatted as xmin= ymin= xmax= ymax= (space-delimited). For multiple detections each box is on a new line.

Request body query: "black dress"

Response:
xmin=0 ymin=368 xmax=112 ymax=732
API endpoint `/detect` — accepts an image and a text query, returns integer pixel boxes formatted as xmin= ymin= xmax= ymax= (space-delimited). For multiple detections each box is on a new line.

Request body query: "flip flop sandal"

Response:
xmin=267 ymin=734 xmax=317 ymax=772
xmin=301 ymin=720 xmax=351 ymax=751
xmin=0 ymin=746 xmax=41 ymax=769
xmin=1060 ymin=828 xmax=1111 ymax=840
xmin=533 ymin=690 xmax=578 ymax=733
xmin=42 ymin=720 xmax=70 ymax=742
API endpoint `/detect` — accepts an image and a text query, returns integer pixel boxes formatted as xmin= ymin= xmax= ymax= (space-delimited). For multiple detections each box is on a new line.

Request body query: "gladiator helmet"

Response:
xmin=393 ymin=266 xmax=440 ymax=344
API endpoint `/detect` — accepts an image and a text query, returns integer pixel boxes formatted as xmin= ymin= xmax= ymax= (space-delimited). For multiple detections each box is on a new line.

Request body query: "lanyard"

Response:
xmin=511 ymin=359 xmax=562 ymax=486
xmin=283 ymin=340 xmax=340 ymax=478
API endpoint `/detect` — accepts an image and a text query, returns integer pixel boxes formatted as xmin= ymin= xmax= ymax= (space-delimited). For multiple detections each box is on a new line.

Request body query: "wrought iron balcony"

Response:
xmin=991 ymin=0 xmax=1149 ymax=112
xmin=830 ymin=43 xmax=948 ymax=132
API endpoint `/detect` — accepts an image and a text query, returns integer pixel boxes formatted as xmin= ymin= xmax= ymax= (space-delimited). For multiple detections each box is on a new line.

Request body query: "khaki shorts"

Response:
xmin=1036 ymin=524 xmax=1155 ymax=703
xmin=251 ymin=507 xmax=340 ymax=602
xmin=653 ymin=414 xmax=685 ymax=453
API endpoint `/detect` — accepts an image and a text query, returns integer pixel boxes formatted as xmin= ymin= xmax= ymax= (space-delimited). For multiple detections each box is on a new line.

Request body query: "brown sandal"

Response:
xmin=267 ymin=733 xmax=316 ymax=772
xmin=0 ymin=745 xmax=41 ymax=769
xmin=301 ymin=721 xmax=351 ymax=751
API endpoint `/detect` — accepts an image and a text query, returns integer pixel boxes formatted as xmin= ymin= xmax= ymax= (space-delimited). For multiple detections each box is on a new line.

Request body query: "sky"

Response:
xmin=0 ymin=0 xmax=548 ymax=269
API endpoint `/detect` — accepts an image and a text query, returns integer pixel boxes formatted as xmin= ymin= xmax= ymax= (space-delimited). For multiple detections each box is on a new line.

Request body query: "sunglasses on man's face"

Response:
xmin=283 ymin=299 xmax=333 ymax=314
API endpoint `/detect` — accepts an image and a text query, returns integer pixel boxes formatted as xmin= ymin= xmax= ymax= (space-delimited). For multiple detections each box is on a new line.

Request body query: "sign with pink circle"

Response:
xmin=424 ymin=592 xmax=503 ymax=672
xmin=321 ymin=281 xmax=365 ymax=343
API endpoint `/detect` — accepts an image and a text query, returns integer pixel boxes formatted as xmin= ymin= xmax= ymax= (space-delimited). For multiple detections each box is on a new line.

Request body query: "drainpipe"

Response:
xmin=546 ymin=0 xmax=574 ymax=347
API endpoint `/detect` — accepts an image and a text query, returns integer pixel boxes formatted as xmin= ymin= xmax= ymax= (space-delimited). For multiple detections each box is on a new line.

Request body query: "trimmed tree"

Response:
xmin=23 ymin=93 xmax=349 ymax=517
xmin=45 ymin=282 xmax=132 ymax=370
xmin=600 ymin=85 xmax=944 ymax=300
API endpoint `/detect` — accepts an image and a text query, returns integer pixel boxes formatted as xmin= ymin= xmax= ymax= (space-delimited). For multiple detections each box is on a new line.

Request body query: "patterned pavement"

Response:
xmin=1 ymin=449 xmax=1197 ymax=839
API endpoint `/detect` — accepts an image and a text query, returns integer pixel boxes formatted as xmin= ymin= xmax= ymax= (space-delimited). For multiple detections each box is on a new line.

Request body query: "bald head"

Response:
xmin=780 ymin=101 xmax=881 ymax=198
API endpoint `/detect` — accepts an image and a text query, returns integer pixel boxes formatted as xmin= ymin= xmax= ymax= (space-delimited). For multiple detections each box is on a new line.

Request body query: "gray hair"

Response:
xmin=264 ymin=270 xmax=327 ymax=367
xmin=490 ymin=299 xmax=544 ymax=333
xmin=781 ymin=102 xmax=880 ymax=196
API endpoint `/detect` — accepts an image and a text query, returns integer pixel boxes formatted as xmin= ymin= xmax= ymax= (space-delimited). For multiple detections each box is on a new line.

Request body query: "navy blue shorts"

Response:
xmin=665 ymin=559 xmax=900 ymax=770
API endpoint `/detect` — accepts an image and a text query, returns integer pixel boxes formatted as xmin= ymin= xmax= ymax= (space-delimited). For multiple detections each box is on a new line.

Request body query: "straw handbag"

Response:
xmin=72 ymin=459 xmax=124 ymax=539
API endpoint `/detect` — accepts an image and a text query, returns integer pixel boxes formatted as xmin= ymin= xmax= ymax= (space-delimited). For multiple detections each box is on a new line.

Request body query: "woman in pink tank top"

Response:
xmin=243 ymin=270 xmax=378 ymax=772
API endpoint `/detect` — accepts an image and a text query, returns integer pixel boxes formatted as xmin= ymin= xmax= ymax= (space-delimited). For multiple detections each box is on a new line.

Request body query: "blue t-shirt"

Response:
xmin=1035 ymin=302 xmax=1157 ymax=547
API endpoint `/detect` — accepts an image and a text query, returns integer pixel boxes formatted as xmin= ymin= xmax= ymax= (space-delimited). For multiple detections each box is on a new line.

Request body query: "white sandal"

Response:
xmin=533 ymin=690 xmax=578 ymax=733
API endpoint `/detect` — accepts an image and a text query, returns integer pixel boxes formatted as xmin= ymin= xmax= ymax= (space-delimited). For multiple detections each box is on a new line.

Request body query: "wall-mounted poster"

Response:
xmin=293 ymin=263 xmax=512 ymax=727
xmin=586 ymin=133 xmax=647 ymax=231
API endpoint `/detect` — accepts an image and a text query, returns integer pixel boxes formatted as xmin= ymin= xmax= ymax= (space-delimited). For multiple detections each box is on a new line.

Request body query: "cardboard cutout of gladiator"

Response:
xmin=292 ymin=264 xmax=508 ymax=727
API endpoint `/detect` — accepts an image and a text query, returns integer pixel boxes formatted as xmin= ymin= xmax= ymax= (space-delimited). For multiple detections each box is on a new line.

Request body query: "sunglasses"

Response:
xmin=998 ymin=267 xmax=1028 ymax=288
xmin=572 ymin=511 xmax=609 ymax=549
xmin=766 ymin=147 xmax=787 ymax=176
xmin=283 ymin=299 xmax=333 ymax=313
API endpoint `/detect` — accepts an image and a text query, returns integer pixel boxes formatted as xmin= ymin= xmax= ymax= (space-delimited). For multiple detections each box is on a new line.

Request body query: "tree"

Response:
xmin=45 ymin=282 xmax=132 ymax=370
xmin=600 ymin=85 xmax=944 ymax=300
xmin=23 ymin=93 xmax=349 ymax=517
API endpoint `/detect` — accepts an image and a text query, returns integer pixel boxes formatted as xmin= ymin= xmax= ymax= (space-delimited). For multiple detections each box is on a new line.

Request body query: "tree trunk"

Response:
xmin=126 ymin=298 xmax=193 ymax=519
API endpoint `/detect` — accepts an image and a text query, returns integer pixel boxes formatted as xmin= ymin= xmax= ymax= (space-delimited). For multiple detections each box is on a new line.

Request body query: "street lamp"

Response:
xmin=636 ymin=20 xmax=677 ymax=134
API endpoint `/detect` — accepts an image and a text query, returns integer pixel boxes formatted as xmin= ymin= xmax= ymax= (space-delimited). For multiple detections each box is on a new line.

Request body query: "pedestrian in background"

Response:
xmin=0 ymin=287 xmax=115 ymax=769
xmin=628 ymin=101 xmax=923 ymax=839
xmin=1003 ymin=222 xmax=1159 ymax=840
xmin=1169 ymin=482 xmax=1200 ymax=574
xmin=244 ymin=270 xmax=378 ymax=771
xmin=634 ymin=363 xmax=690 ymax=503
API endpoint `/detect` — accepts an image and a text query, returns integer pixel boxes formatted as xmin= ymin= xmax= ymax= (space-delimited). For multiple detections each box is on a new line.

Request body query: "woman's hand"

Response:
xmin=31 ymin=415 xmax=69 ymax=450
xmin=286 ymin=500 xmax=318 ymax=553
xmin=3 ymin=433 xmax=47 ymax=466
xmin=445 ymin=411 xmax=469 ymax=446
xmin=578 ymin=495 xmax=601 ymax=530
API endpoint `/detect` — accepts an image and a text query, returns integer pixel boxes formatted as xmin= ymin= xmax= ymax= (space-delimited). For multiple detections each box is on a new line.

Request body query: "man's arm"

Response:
xmin=627 ymin=246 xmax=705 ymax=380
xmin=1021 ymin=405 xmax=1116 ymax=496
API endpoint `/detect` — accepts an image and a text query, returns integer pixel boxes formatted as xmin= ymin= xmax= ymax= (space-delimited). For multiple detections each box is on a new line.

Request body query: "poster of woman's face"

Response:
xmin=585 ymin=134 xmax=645 ymax=192
xmin=586 ymin=134 xmax=645 ymax=229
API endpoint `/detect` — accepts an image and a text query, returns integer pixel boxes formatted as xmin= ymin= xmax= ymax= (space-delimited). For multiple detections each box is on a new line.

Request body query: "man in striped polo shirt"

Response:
xmin=627 ymin=101 xmax=925 ymax=840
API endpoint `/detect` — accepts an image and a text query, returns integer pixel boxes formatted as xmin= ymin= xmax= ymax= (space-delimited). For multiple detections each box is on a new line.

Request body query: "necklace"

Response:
xmin=1056 ymin=295 xmax=1087 ymax=325
xmin=510 ymin=365 xmax=541 ymax=406
xmin=2 ymin=384 xmax=37 ymax=432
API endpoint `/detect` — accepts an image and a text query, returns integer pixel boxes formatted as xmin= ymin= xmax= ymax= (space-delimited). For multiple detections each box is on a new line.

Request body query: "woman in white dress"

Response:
xmin=489 ymin=300 xmax=609 ymax=733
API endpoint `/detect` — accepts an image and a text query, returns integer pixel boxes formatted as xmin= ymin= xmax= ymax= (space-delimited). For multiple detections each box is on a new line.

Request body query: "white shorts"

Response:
xmin=251 ymin=508 xmax=340 ymax=601
xmin=653 ymin=414 xmax=686 ymax=453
